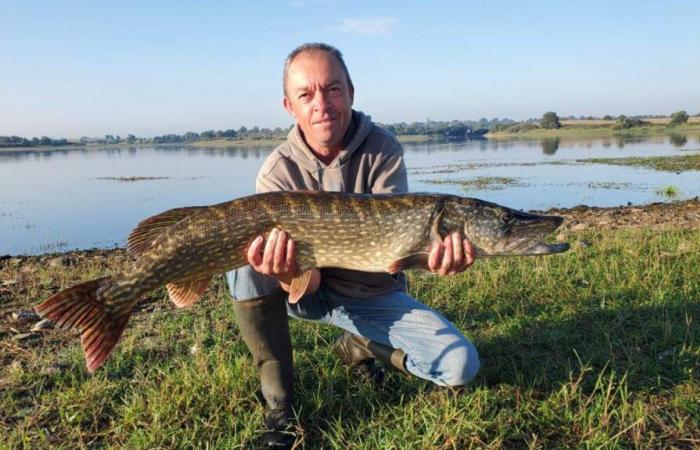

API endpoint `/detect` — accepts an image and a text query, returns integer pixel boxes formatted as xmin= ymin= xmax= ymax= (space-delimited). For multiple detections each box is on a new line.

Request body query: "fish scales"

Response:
xmin=35 ymin=191 xmax=569 ymax=373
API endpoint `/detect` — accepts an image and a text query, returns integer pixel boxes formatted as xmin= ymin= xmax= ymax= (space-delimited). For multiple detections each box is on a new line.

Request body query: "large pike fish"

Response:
xmin=36 ymin=191 xmax=569 ymax=372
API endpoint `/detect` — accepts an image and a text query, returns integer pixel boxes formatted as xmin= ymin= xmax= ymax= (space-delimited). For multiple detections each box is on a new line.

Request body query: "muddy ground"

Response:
xmin=544 ymin=196 xmax=700 ymax=232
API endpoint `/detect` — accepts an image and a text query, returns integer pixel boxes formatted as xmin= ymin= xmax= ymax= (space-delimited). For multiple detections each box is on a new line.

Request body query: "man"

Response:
xmin=227 ymin=42 xmax=480 ymax=448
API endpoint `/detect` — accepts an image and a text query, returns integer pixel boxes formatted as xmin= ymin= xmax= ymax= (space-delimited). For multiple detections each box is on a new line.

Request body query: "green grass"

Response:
xmin=1 ymin=227 xmax=699 ymax=448
xmin=656 ymin=185 xmax=681 ymax=198
xmin=583 ymin=154 xmax=700 ymax=172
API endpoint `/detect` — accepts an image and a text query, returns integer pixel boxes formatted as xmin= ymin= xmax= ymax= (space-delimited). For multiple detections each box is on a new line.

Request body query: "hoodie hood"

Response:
xmin=286 ymin=110 xmax=374 ymax=191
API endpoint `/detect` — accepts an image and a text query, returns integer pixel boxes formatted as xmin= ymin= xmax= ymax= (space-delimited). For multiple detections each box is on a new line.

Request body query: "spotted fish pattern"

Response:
xmin=35 ymin=191 xmax=569 ymax=372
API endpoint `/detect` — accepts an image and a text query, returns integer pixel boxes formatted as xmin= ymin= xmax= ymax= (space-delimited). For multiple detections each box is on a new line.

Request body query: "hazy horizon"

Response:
xmin=2 ymin=0 xmax=699 ymax=138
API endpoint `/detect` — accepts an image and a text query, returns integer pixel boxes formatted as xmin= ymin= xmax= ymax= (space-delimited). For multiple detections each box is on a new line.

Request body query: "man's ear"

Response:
xmin=349 ymin=82 xmax=355 ymax=105
xmin=283 ymin=97 xmax=295 ymax=118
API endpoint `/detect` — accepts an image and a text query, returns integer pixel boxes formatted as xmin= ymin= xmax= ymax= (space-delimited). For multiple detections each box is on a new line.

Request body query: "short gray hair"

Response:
xmin=283 ymin=42 xmax=353 ymax=97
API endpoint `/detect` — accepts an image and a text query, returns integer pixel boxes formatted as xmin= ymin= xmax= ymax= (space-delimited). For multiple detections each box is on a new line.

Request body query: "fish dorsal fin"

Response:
xmin=288 ymin=270 xmax=313 ymax=304
xmin=127 ymin=206 xmax=204 ymax=258
xmin=166 ymin=276 xmax=212 ymax=308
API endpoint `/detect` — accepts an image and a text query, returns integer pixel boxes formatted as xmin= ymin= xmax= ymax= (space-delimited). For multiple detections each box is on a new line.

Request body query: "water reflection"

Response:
xmin=540 ymin=138 xmax=560 ymax=155
xmin=669 ymin=133 xmax=687 ymax=147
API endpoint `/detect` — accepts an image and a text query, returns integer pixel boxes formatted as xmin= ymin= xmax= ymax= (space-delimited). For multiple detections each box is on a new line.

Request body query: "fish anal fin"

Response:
xmin=127 ymin=206 xmax=204 ymax=258
xmin=288 ymin=270 xmax=313 ymax=304
xmin=166 ymin=276 xmax=212 ymax=308
xmin=387 ymin=252 xmax=430 ymax=274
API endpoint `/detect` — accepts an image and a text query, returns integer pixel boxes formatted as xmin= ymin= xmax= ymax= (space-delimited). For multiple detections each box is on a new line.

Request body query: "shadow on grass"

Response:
xmin=473 ymin=301 xmax=699 ymax=392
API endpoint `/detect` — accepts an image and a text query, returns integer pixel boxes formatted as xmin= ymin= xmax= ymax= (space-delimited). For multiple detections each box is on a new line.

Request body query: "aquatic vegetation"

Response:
xmin=656 ymin=185 xmax=680 ymax=198
xmin=421 ymin=176 xmax=523 ymax=190
xmin=582 ymin=153 xmax=700 ymax=172
xmin=93 ymin=176 xmax=171 ymax=182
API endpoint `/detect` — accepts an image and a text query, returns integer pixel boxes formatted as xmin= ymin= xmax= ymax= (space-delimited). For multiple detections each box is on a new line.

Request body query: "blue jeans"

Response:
xmin=227 ymin=266 xmax=480 ymax=386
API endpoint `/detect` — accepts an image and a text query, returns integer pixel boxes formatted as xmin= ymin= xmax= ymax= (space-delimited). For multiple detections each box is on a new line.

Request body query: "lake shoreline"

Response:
xmin=0 ymin=134 xmax=445 ymax=153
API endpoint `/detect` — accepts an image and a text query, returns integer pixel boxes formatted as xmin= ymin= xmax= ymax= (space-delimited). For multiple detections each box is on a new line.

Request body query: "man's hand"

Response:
xmin=247 ymin=228 xmax=298 ymax=284
xmin=247 ymin=228 xmax=321 ymax=294
xmin=428 ymin=232 xmax=476 ymax=276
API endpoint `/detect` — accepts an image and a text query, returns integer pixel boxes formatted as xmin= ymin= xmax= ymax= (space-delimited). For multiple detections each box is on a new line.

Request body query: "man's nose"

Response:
xmin=312 ymin=91 xmax=329 ymax=112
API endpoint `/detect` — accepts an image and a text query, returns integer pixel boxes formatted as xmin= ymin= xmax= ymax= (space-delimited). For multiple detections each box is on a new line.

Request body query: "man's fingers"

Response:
xmin=247 ymin=235 xmax=264 ymax=267
xmin=463 ymin=238 xmax=475 ymax=268
xmin=440 ymin=235 xmax=453 ymax=275
xmin=450 ymin=232 xmax=463 ymax=273
xmin=261 ymin=228 xmax=278 ymax=272
xmin=428 ymin=240 xmax=442 ymax=272
xmin=286 ymin=238 xmax=296 ymax=273
xmin=273 ymin=230 xmax=288 ymax=273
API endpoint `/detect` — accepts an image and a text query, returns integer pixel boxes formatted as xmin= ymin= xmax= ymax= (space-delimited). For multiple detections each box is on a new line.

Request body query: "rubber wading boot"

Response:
xmin=333 ymin=331 xmax=409 ymax=384
xmin=233 ymin=289 xmax=296 ymax=449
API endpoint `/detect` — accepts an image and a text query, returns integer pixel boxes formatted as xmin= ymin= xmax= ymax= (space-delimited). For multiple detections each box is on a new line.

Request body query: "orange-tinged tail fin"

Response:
xmin=35 ymin=277 xmax=132 ymax=373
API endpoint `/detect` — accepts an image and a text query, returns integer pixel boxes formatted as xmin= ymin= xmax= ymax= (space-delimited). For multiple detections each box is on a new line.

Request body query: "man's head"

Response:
xmin=282 ymin=43 xmax=355 ymax=155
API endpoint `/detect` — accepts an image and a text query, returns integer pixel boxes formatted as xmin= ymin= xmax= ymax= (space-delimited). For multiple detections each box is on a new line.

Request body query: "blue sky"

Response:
xmin=1 ymin=0 xmax=699 ymax=138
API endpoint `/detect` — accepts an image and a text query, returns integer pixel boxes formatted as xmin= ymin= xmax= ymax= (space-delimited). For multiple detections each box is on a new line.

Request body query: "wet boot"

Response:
xmin=233 ymin=289 xmax=296 ymax=449
xmin=333 ymin=331 xmax=409 ymax=384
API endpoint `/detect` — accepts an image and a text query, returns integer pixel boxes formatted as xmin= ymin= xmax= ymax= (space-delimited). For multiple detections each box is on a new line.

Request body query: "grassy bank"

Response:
xmin=1 ymin=224 xmax=698 ymax=448
xmin=487 ymin=122 xmax=700 ymax=140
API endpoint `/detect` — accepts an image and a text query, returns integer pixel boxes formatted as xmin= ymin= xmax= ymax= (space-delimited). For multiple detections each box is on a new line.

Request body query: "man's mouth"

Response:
xmin=314 ymin=117 xmax=336 ymax=125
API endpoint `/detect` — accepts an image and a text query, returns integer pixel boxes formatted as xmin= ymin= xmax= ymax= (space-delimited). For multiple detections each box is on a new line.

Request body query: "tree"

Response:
xmin=670 ymin=110 xmax=689 ymax=125
xmin=540 ymin=112 xmax=561 ymax=129
xmin=127 ymin=134 xmax=136 ymax=144
xmin=183 ymin=132 xmax=200 ymax=141
xmin=603 ymin=115 xmax=613 ymax=121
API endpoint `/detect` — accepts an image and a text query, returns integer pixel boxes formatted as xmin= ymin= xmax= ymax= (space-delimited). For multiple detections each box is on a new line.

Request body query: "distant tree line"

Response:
xmin=0 ymin=135 xmax=74 ymax=148
xmin=2 ymin=111 xmax=695 ymax=148
xmin=150 ymin=125 xmax=293 ymax=144
xmin=379 ymin=118 xmax=516 ymax=137
xmin=493 ymin=110 xmax=693 ymax=134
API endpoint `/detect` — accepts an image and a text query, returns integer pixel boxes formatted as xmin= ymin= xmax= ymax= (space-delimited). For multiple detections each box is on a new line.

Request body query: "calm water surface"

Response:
xmin=1 ymin=135 xmax=698 ymax=255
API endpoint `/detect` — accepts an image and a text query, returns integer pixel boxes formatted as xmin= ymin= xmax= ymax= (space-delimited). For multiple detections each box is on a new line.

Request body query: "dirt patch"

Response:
xmin=541 ymin=197 xmax=700 ymax=232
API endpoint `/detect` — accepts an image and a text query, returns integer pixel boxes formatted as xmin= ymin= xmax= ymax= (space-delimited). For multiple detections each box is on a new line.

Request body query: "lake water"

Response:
xmin=1 ymin=135 xmax=699 ymax=255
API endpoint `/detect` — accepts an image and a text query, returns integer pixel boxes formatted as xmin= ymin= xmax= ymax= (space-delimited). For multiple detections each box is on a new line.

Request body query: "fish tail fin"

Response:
xmin=35 ymin=277 xmax=132 ymax=373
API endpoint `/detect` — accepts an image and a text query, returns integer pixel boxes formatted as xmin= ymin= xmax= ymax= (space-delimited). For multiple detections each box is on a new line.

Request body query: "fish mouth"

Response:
xmin=502 ymin=214 xmax=569 ymax=255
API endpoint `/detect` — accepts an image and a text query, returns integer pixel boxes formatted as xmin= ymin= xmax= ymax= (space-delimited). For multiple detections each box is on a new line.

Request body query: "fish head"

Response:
xmin=454 ymin=199 xmax=570 ymax=256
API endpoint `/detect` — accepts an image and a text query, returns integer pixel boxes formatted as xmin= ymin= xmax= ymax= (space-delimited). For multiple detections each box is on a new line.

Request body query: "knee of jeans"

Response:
xmin=226 ymin=267 xmax=280 ymax=302
xmin=439 ymin=339 xmax=480 ymax=387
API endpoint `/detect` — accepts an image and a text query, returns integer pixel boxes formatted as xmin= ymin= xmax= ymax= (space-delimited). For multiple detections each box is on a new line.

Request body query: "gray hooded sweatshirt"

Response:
xmin=256 ymin=110 xmax=409 ymax=298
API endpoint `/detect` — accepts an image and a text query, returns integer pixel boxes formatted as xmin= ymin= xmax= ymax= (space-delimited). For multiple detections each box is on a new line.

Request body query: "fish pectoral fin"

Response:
xmin=387 ymin=252 xmax=430 ymax=274
xmin=166 ymin=276 xmax=212 ymax=308
xmin=288 ymin=270 xmax=313 ymax=304
xmin=127 ymin=206 xmax=205 ymax=258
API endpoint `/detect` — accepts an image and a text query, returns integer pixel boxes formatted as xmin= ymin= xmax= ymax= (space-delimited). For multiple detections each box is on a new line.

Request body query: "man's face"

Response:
xmin=283 ymin=50 xmax=354 ymax=153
